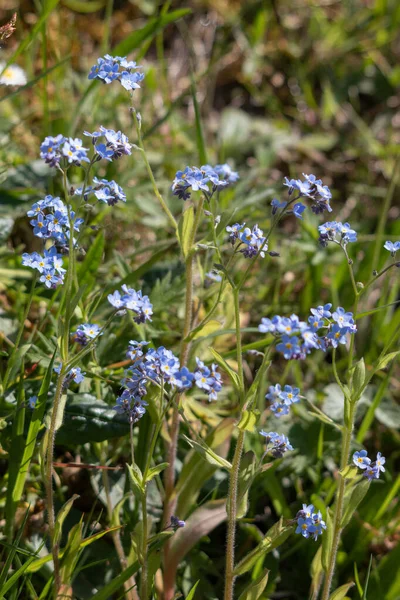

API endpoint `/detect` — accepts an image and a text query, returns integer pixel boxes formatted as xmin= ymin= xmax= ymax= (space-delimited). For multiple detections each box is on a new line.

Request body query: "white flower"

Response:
xmin=0 ymin=63 xmax=27 ymax=86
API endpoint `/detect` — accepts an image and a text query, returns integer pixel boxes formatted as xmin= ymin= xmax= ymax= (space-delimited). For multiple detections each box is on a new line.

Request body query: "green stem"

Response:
xmin=131 ymin=110 xmax=177 ymax=233
xmin=321 ymin=399 xmax=356 ymax=600
xmin=45 ymin=367 xmax=66 ymax=597
xmin=224 ymin=428 xmax=245 ymax=600
xmin=140 ymin=493 xmax=149 ymax=600
xmin=224 ymin=284 xmax=246 ymax=600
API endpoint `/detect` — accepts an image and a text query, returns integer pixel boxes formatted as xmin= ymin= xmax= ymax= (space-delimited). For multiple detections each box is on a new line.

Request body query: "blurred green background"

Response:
xmin=0 ymin=1 xmax=400 ymax=599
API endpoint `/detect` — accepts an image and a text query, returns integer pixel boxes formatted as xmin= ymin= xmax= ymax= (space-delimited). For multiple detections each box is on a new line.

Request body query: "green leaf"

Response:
xmin=127 ymin=463 xmax=145 ymax=498
xmin=375 ymin=351 xmax=400 ymax=371
xmin=182 ymin=435 xmax=232 ymax=470
xmin=234 ymin=451 xmax=256 ymax=519
xmin=208 ymin=347 xmax=240 ymax=390
xmin=113 ymin=9 xmax=191 ymax=56
xmin=77 ymin=232 xmax=105 ymax=297
xmin=233 ymin=518 xmax=293 ymax=576
xmin=10 ymin=352 xmax=56 ymax=511
xmin=237 ymin=410 xmax=259 ymax=432
xmin=90 ymin=561 xmax=140 ymax=600
xmin=191 ymin=319 xmax=221 ymax=341
xmin=328 ymin=582 xmax=355 ymax=600
xmin=352 ymin=358 xmax=366 ymax=398
xmin=339 ymin=465 xmax=359 ymax=480
xmin=178 ymin=205 xmax=195 ymax=258
xmin=185 ymin=580 xmax=200 ymax=600
xmin=53 ymin=494 xmax=80 ymax=548
xmin=62 ymin=0 xmax=105 ymax=12
xmin=341 ymin=479 xmax=370 ymax=528
xmin=238 ymin=569 xmax=269 ymax=600
xmin=56 ymin=394 xmax=130 ymax=444
xmin=145 ymin=462 xmax=169 ymax=482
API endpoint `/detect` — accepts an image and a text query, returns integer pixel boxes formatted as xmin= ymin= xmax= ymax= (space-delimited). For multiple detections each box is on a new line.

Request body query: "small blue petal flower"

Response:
xmin=353 ymin=450 xmax=371 ymax=470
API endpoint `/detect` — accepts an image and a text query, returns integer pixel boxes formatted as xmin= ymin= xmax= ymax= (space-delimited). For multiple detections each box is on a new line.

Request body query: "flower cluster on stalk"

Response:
xmin=72 ymin=323 xmax=102 ymax=346
xmin=353 ymin=450 xmax=386 ymax=481
xmin=40 ymin=135 xmax=90 ymax=167
xmin=83 ymin=127 xmax=132 ymax=161
xmin=75 ymin=177 xmax=126 ymax=206
xmin=226 ymin=223 xmax=268 ymax=258
xmin=88 ymin=55 xmax=144 ymax=91
xmin=259 ymin=431 xmax=293 ymax=457
xmin=258 ymin=304 xmax=357 ymax=359
xmin=295 ymin=504 xmax=327 ymax=540
xmin=107 ymin=285 xmax=153 ymax=323
xmin=171 ymin=164 xmax=238 ymax=200
xmin=114 ymin=343 xmax=223 ymax=424
xmin=283 ymin=173 xmax=332 ymax=215
xmin=384 ymin=240 xmax=400 ymax=257
xmin=265 ymin=384 xmax=301 ymax=418
xmin=318 ymin=221 xmax=357 ymax=247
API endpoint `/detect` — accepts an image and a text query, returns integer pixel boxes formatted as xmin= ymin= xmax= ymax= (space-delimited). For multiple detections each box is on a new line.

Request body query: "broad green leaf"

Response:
xmin=60 ymin=521 xmax=83 ymax=584
xmin=375 ymin=351 xmax=400 ymax=371
xmin=11 ymin=352 xmax=56 ymax=510
xmin=90 ymin=561 xmax=140 ymax=600
xmin=56 ymin=394 xmax=130 ymax=444
xmin=341 ymin=479 xmax=370 ymax=528
xmin=191 ymin=319 xmax=221 ymax=340
xmin=352 ymin=358 xmax=366 ymax=398
xmin=165 ymin=500 xmax=227 ymax=581
xmin=183 ymin=435 xmax=232 ymax=470
xmin=127 ymin=463 xmax=145 ymax=497
xmin=339 ymin=465 xmax=359 ymax=480
xmin=77 ymin=232 xmax=104 ymax=297
xmin=328 ymin=582 xmax=355 ymax=599
xmin=233 ymin=518 xmax=293 ymax=576
xmin=237 ymin=410 xmax=259 ymax=432
xmin=176 ymin=417 xmax=235 ymax=518
xmin=145 ymin=462 xmax=169 ymax=482
xmin=53 ymin=495 xmax=80 ymax=548
xmin=209 ymin=347 xmax=240 ymax=390
xmin=238 ymin=569 xmax=269 ymax=600
xmin=178 ymin=205 xmax=195 ymax=258
xmin=232 ymin=451 xmax=256 ymax=519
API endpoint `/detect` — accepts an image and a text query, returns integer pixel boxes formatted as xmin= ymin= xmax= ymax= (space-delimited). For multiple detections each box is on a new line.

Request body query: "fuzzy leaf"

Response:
xmin=237 ymin=410 xmax=259 ymax=432
xmin=178 ymin=205 xmax=195 ymax=258
xmin=341 ymin=479 xmax=370 ymax=528
xmin=183 ymin=435 xmax=232 ymax=470
xmin=208 ymin=347 xmax=240 ymax=390
xmin=238 ymin=569 xmax=269 ymax=600
xmin=233 ymin=518 xmax=293 ymax=576
xmin=328 ymin=582 xmax=355 ymax=599
xmin=145 ymin=462 xmax=169 ymax=482
xmin=322 ymin=508 xmax=334 ymax=572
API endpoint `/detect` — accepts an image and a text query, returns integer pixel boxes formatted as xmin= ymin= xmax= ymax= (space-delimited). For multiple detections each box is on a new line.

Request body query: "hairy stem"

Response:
xmin=45 ymin=368 xmax=65 ymax=596
xmin=224 ymin=286 xmax=246 ymax=600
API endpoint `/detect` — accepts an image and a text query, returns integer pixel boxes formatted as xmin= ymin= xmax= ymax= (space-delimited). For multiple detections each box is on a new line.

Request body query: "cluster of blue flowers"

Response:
xmin=353 ymin=450 xmax=386 ymax=481
xmin=318 ymin=221 xmax=357 ymax=247
xmin=27 ymin=195 xmax=83 ymax=246
xmin=259 ymin=304 xmax=357 ymax=359
xmin=22 ymin=246 xmax=65 ymax=288
xmin=114 ymin=343 xmax=223 ymax=423
xmin=295 ymin=504 xmax=327 ymax=540
xmin=40 ymin=135 xmax=90 ymax=167
xmin=259 ymin=430 xmax=293 ymax=457
xmin=171 ymin=164 xmax=238 ymax=200
xmin=283 ymin=173 xmax=332 ymax=215
xmin=265 ymin=384 xmax=301 ymax=418
xmin=21 ymin=194 xmax=86 ymax=288
xmin=83 ymin=127 xmax=132 ymax=161
xmin=107 ymin=285 xmax=153 ymax=323
xmin=384 ymin=240 xmax=400 ymax=257
xmin=226 ymin=223 xmax=267 ymax=258
xmin=54 ymin=364 xmax=85 ymax=390
xmin=72 ymin=323 xmax=102 ymax=346
xmin=88 ymin=55 xmax=144 ymax=91
xmin=74 ymin=177 xmax=126 ymax=206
